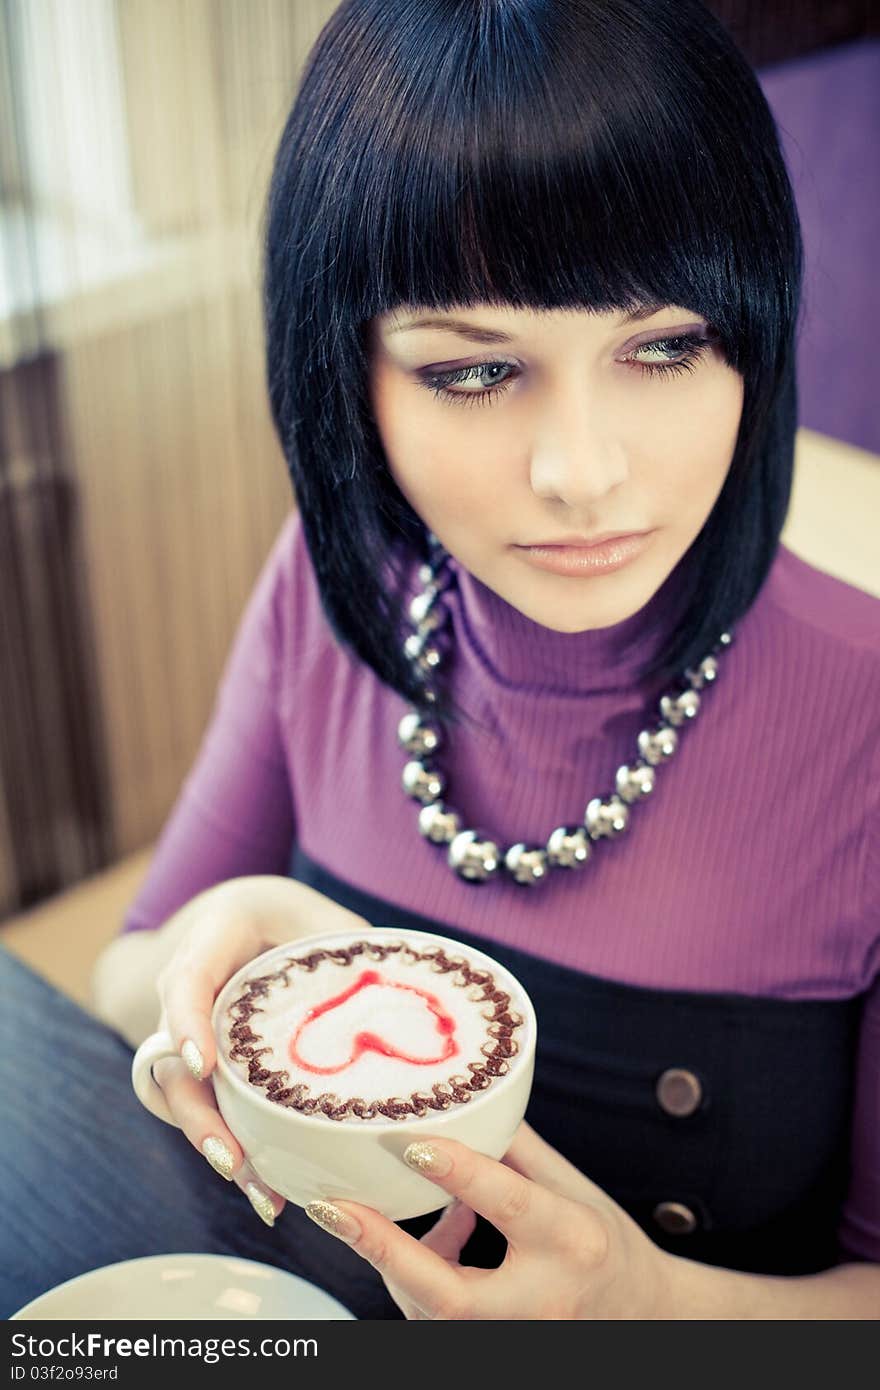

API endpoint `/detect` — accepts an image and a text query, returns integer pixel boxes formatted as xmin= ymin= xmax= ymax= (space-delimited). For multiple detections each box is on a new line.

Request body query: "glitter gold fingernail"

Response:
xmin=181 ymin=1039 xmax=205 ymax=1080
xmin=402 ymin=1141 xmax=453 ymax=1176
xmin=201 ymin=1136 xmax=235 ymax=1180
xmin=246 ymin=1183 xmax=276 ymax=1228
xmin=304 ymin=1200 xmax=361 ymax=1244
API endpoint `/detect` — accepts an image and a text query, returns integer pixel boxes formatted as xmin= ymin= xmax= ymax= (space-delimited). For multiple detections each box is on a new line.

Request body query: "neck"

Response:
xmin=444 ymin=552 xmax=692 ymax=697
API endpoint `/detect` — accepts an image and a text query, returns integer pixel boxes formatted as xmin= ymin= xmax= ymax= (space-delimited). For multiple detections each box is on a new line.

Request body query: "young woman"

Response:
xmin=93 ymin=0 xmax=880 ymax=1317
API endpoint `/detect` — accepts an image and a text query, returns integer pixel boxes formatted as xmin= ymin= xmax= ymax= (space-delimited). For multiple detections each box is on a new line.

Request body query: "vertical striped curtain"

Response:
xmin=0 ymin=0 xmax=120 ymax=906
xmin=0 ymin=0 xmax=337 ymax=916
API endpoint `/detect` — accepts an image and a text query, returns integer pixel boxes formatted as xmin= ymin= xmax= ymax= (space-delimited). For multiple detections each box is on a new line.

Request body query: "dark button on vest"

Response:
xmin=655 ymin=1068 xmax=703 ymax=1117
xmin=653 ymin=1201 xmax=699 ymax=1235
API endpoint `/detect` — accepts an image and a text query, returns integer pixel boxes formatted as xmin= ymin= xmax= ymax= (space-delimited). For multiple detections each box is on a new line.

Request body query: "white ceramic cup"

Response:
xmin=132 ymin=926 xmax=537 ymax=1220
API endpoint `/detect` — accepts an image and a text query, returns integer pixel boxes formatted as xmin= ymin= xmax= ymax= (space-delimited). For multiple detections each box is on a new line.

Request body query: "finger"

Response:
xmin=153 ymin=1054 xmax=245 ymax=1182
xmin=152 ymin=1055 xmax=286 ymax=1225
xmin=381 ymin=1204 xmax=474 ymax=1322
xmin=239 ymin=875 xmax=376 ymax=942
xmin=159 ymin=886 xmax=374 ymax=1079
xmin=232 ymin=1162 xmax=286 ymax=1229
xmin=381 ymin=1277 xmax=422 ymax=1321
xmin=400 ymin=1137 xmax=575 ymax=1254
xmin=159 ymin=918 xmax=264 ymax=1079
xmin=502 ymin=1123 xmax=622 ymax=1215
xmin=385 ymin=1205 xmax=481 ymax=1321
xmin=502 ymin=1122 xmax=587 ymax=1189
xmin=420 ymin=1199 xmax=478 ymax=1263
xmin=304 ymin=1199 xmax=472 ymax=1321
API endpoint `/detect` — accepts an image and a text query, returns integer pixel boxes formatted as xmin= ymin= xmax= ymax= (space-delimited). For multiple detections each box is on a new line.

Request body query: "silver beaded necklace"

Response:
xmin=397 ymin=531 xmax=732 ymax=887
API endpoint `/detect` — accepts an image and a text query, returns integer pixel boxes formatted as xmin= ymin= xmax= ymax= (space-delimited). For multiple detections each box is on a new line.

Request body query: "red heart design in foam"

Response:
xmin=288 ymin=968 xmax=460 ymax=1076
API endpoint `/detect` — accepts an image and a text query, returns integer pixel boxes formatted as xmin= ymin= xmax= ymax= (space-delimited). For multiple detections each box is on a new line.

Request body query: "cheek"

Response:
xmin=375 ymin=379 xmax=512 ymax=514
xmin=639 ymin=372 xmax=742 ymax=510
xmin=370 ymin=370 xmax=435 ymax=506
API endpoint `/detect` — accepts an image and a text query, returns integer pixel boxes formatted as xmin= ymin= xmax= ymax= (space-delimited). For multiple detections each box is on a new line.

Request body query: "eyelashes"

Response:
xmin=418 ymin=333 xmax=713 ymax=409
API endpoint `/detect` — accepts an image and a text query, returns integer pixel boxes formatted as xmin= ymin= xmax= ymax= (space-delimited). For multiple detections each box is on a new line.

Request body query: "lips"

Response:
xmin=288 ymin=968 xmax=460 ymax=1075
xmin=519 ymin=530 xmax=650 ymax=548
xmin=515 ymin=530 xmax=654 ymax=576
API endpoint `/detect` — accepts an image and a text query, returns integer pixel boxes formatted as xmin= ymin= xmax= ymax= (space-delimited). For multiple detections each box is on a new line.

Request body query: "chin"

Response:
xmin=529 ymin=607 xmax=641 ymax=635
xmin=514 ymin=575 xmax=659 ymax=634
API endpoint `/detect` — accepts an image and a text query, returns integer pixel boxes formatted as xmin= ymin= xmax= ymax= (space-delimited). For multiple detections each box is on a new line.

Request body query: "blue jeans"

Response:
xmin=0 ymin=947 xmax=465 ymax=1319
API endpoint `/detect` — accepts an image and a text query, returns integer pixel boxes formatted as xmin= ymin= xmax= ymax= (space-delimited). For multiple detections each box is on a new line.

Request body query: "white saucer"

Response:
xmin=10 ymin=1254 xmax=357 ymax=1321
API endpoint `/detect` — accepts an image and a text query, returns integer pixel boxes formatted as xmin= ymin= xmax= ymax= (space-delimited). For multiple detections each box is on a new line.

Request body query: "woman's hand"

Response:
xmin=144 ymin=874 xmax=373 ymax=1227
xmin=304 ymin=1121 xmax=680 ymax=1319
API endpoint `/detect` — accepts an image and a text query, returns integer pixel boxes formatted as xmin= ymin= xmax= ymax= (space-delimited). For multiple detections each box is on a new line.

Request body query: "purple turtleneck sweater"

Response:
xmin=122 ymin=510 xmax=880 ymax=1264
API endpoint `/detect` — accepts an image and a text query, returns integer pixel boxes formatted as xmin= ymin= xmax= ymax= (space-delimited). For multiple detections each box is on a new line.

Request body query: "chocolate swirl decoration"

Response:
xmin=224 ymin=939 xmax=525 ymax=1121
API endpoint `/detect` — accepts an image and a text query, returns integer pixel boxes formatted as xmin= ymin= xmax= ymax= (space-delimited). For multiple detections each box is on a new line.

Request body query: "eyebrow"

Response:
xmin=387 ymin=303 xmax=670 ymax=343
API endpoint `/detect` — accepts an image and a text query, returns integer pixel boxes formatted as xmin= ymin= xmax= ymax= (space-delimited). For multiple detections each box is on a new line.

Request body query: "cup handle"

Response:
xmin=131 ymin=1030 xmax=183 ymax=1127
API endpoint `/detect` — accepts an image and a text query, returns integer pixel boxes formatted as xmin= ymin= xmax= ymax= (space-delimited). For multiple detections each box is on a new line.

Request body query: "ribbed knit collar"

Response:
xmin=444 ymin=551 xmax=692 ymax=698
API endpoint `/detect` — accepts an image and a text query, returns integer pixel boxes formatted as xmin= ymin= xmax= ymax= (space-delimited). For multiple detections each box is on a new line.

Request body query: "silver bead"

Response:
xmin=418 ymin=645 xmax=443 ymax=674
xmin=402 ymin=760 xmax=445 ymax=804
xmin=416 ymin=606 xmax=445 ymax=636
xmin=403 ymin=629 xmax=429 ymax=661
xmin=404 ymin=630 xmax=444 ymax=673
xmin=409 ymin=588 xmax=439 ymax=626
xmin=399 ymin=568 xmax=727 ymax=884
xmin=615 ymin=761 xmax=656 ymax=803
xmin=585 ymin=795 xmax=630 ymax=839
xmin=418 ymin=801 xmax=462 ymax=844
xmin=504 ymin=844 xmax=550 ymax=886
xmin=659 ymin=688 xmax=701 ymax=727
xmin=448 ymin=830 xmax=501 ymax=882
xmin=637 ymin=724 xmax=678 ymax=766
xmin=397 ymin=711 xmax=443 ymax=757
xmin=685 ymin=654 xmax=718 ymax=689
xmin=546 ymin=825 xmax=592 ymax=868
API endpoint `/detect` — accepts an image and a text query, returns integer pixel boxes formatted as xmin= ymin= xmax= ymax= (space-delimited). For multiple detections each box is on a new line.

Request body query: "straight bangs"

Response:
xmin=264 ymin=0 xmax=803 ymax=720
xmin=336 ymin=0 xmax=797 ymax=385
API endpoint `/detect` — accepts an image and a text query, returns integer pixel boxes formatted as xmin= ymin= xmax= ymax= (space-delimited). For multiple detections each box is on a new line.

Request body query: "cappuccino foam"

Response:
xmin=221 ymin=937 xmax=526 ymax=1122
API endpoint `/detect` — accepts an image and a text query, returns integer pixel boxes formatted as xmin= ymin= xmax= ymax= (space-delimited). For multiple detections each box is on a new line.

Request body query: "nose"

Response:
xmin=528 ymin=385 xmax=629 ymax=509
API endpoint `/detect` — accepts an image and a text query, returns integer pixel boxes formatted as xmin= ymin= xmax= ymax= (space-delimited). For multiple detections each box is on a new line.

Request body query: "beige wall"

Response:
xmin=63 ymin=288 xmax=292 ymax=856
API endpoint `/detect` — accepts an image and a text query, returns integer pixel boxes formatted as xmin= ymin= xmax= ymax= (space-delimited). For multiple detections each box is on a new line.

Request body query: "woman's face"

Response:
xmin=367 ymin=304 xmax=744 ymax=632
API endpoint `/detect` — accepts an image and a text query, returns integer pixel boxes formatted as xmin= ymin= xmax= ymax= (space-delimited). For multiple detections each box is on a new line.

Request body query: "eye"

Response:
xmin=624 ymin=332 xmax=713 ymax=379
xmin=417 ymin=331 xmax=714 ymax=408
xmin=418 ymin=360 xmax=517 ymax=408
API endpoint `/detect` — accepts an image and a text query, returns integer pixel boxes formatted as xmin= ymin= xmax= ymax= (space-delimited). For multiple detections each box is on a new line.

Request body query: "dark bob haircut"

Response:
xmin=263 ymin=0 xmax=802 ymax=728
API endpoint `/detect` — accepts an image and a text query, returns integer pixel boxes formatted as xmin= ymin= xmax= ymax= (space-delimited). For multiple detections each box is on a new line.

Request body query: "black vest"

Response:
xmin=289 ymin=844 xmax=864 ymax=1277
